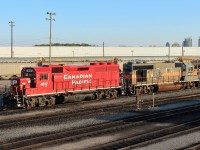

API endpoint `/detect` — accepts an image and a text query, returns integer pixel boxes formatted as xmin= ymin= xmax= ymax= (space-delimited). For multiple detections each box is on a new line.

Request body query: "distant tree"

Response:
xmin=172 ymin=43 xmax=180 ymax=47
xmin=34 ymin=43 xmax=94 ymax=46
xmin=165 ymin=42 xmax=170 ymax=47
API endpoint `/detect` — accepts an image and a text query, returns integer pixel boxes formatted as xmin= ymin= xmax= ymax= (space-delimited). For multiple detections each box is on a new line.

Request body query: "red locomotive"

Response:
xmin=5 ymin=62 xmax=121 ymax=108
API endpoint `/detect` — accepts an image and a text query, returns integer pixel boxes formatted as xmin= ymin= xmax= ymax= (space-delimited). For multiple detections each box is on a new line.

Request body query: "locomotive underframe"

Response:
xmin=5 ymin=87 xmax=121 ymax=108
xmin=130 ymin=80 xmax=199 ymax=94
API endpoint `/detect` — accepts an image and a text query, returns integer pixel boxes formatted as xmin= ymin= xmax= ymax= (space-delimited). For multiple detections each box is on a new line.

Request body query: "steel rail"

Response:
xmin=1 ymin=92 xmax=200 ymax=129
xmin=1 ymin=103 xmax=200 ymax=150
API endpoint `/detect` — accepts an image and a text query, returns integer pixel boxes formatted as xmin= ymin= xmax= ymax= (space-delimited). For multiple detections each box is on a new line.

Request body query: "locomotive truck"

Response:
xmin=3 ymin=61 xmax=200 ymax=108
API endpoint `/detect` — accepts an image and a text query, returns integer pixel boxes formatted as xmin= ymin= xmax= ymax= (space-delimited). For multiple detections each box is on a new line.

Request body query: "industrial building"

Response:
xmin=183 ymin=38 xmax=192 ymax=47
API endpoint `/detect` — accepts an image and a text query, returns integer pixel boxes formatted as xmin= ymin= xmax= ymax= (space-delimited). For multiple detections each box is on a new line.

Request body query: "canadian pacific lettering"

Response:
xmin=64 ymin=74 xmax=92 ymax=85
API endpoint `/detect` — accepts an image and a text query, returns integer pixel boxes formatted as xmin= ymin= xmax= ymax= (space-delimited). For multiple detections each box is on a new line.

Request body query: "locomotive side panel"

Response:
xmin=152 ymin=63 xmax=181 ymax=84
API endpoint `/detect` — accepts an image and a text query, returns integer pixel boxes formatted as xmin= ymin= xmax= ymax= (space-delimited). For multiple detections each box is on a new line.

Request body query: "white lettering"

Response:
xmin=71 ymin=79 xmax=92 ymax=85
xmin=40 ymin=82 xmax=48 ymax=87
xmin=64 ymin=74 xmax=93 ymax=80
xmin=12 ymin=80 xmax=17 ymax=85
xmin=72 ymin=75 xmax=76 ymax=79
xmin=64 ymin=75 xmax=67 ymax=79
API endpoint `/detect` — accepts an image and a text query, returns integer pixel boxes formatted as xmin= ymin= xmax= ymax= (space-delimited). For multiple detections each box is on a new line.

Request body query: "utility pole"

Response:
xmin=9 ymin=21 xmax=15 ymax=58
xmin=131 ymin=50 xmax=134 ymax=60
xmin=103 ymin=42 xmax=104 ymax=57
xmin=168 ymin=43 xmax=170 ymax=62
xmin=46 ymin=12 xmax=56 ymax=64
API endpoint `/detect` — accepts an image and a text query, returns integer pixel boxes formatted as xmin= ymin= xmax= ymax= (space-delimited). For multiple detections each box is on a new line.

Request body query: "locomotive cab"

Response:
xmin=21 ymin=68 xmax=36 ymax=88
xmin=176 ymin=62 xmax=198 ymax=82
xmin=6 ymin=68 xmax=36 ymax=108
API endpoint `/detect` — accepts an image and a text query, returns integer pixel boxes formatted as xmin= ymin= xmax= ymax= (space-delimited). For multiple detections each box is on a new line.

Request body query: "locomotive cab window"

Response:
xmin=40 ymin=74 xmax=48 ymax=80
xmin=166 ymin=68 xmax=172 ymax=73
xmin=52 ymin=67 xmax=63 ymax=73
xmin=21 ymin=68 xmax=36 ymax=88
xmin=21 ymin=68 xmax=36 ymax=78
xmin=188 ymin=67 xmax=193 ymax=72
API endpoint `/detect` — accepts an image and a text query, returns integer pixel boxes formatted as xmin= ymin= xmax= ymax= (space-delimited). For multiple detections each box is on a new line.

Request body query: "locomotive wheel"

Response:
xmin=95 ymin=91 xmax=103 ymax=100
xmin=102 ymin=94 xmax=107 ymax=99
xmin=110 ymin=90 xmax=117 ymax=99
xmin=44 ymin=96 xmax=56 ymax=107
xmin=96 ymin=93 xmax=101 ymax=100
xmin=113 ymin=90 xmax=117 ymax=98
xmin=143 ymin=86 xmax=148 ymax=94
xmin=191 ymin=82 xmax=195 ymax=89
xmin=24 ymin=101 xmax=32 ymax=109
xmin=49 ymin=97 xmax=55 ymax=106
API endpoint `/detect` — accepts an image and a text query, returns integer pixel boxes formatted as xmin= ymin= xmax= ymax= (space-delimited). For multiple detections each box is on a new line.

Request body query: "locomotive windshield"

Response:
xmin=21 ymin=68 xmax=36 ymax=78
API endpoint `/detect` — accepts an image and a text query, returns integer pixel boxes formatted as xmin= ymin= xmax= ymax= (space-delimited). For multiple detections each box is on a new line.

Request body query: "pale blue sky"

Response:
xmin=0 ymin=0 xmax=199 ymax=46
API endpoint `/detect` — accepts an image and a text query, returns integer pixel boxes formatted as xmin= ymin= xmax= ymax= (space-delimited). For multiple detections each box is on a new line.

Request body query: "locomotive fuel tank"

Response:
xmin=55 ymin=93 xmax=95 ymax=103
xmin=157 ymin=84 xmax=183 ymax=92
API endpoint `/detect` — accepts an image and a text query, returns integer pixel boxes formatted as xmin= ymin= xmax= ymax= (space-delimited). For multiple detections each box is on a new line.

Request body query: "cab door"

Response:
xmin=136 ymin=70 xmax=147 ymax=82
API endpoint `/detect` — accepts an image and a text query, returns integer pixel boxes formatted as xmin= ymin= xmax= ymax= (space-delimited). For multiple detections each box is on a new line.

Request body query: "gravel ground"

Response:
xmin=0 ymin=111 xmax=139 ymax=143
xmin=39 ymin=108 xmax=200 ymax=150
xmin=1 ymin=86 xmax=200 ymax=149
xmin=1 ymin=99 xmax=200 ymax=149
xmin=149 ymin=99 xmax=200 ymax=111
xmin=136 ymin=131 xmax=200 ymax=150
xmin=39 ymin=100 xmax=200 ymax=150
xmin=0 ymin=118 xmax=105 ymax=142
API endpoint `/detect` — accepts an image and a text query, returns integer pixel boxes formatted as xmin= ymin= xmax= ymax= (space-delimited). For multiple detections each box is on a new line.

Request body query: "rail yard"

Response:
xmin=1 ymin=57 xmax=200 ymax=149
xmin=1 ymin=0 xmax=200 ymax=149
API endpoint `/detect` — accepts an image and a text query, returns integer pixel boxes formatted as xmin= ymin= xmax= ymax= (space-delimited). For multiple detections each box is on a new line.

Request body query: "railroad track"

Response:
xmin=1 ymin=104 xmax=200 ymax=150
xmin=183 ymin=143 xmax=200 ymax=150
xmin=93 ymin=119 xmax=200 ymax=150
xmin=89 ymin=106 xmax=200 ymax=150
xmin=0 ymin=102 xmax=136 ymax=128
xmin=1 ymin=92 xmax=200 ymax=129
xmin=0 ymin=91 xmax=200 ymax=129
xmin=1 ymin=88 xmax=200 ymax=114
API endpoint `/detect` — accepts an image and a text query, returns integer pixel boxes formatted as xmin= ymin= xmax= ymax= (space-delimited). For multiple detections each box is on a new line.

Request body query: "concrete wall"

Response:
xmin=0 ymin=46 xmax=200 ymax=57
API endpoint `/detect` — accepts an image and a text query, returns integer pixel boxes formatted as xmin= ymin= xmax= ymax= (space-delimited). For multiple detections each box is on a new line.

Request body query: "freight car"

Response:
xmin=123 ymin=61 xmax=199 ymax=94
xmin=3 ymin=61 xmax=200 ymax=108
xmin=4 ymin=62 xmax=121 ymax=108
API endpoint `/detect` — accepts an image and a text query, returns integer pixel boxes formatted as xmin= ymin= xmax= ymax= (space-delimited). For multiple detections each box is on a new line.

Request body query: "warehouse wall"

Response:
xmin=0 ymin=46 xmax=200 ymax=57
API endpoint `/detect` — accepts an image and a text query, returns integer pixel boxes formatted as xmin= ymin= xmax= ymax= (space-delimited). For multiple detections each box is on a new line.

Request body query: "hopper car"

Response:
xmin=3 ymin=61 xmax=200 ymax=108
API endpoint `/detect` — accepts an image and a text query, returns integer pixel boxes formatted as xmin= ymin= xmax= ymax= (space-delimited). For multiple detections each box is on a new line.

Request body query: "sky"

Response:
xmin=0 ymin=0 xmax=200 ymax=46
